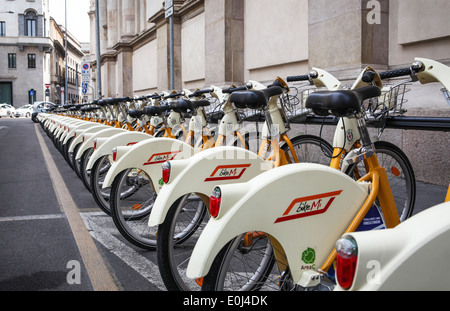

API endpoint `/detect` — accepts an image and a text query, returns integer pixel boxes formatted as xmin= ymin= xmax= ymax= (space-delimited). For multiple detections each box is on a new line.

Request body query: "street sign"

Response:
xmin=165 ymin=0 xmax=173 ymax=10
xmin=82 ymin=88 xmax=87 ymax=95
xmin=45 ymin=84 xmax=50 ymax=89
xmin=81 ymin=62 xmax=91 ymax=84
xmin=165 ymin=0 xmax=173 ymax=18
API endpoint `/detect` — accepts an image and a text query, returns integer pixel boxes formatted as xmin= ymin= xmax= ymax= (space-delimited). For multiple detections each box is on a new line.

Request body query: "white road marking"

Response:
xmin=0 ymin=214 xmax=65 ymax=222
xmin=81 ymin=212 xmax=166 ymax=291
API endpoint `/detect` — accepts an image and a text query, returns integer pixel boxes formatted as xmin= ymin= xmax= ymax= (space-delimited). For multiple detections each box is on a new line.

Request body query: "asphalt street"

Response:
xmin=0 ymin=117 xmax=448 ymax=293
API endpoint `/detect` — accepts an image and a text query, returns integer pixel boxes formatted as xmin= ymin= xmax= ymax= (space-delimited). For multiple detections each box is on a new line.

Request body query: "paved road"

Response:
xmin=0 ymin=117 xmax=448 ymax=292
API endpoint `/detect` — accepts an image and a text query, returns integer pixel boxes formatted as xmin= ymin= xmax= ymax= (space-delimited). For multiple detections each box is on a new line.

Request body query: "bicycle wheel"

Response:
xmin=353 ymin=141 xmax=416 ymax=222
xmin=80 ymin=148 xmax=94 ymax=193
xmin=63 ymin=137 xmax=75 ymax=169
xmin=157 ymin=194 xmax=208 ymax=291
xmin=282 ymin=134 xmax=333 ymax=165
xmin=71 ymin=143 xmax=82 ymax=176
xmin=90 ymin=155 xmax=113 ymax=216
xmin=110 ymin=168 xmax=158 ymax=250
xmin=201 ymin=233 xmax=279 ymax=291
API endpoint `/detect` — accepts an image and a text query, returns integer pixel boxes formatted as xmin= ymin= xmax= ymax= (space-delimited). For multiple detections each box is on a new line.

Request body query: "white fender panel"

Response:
xmin=75 ymin=127 xmax=126 ymax=160
xmin=148 ymin=146 xmax=270 ymax=226
xmin=102 ymin=138 xmax=195 ymax=193
xmin=58 ymin=120 xmax=85 ymax=142
xmin=63 ymin=122 xmax=100 ymax=145
xmin=68 ymin=125 xmax=109 ymax=153
xmin=187 ymin=163 xmax=369 ymax=282
xmin=86 ymin=131 xmax=153 ymax=170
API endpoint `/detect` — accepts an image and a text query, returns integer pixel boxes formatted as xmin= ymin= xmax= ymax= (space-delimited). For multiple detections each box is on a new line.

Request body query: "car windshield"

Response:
xmin=18 ymin=105 xmax=30 ymax=109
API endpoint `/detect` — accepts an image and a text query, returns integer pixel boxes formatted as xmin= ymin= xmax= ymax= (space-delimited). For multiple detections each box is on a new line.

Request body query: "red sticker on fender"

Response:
xmin=275 ymin=190 xmax=343 ymax=224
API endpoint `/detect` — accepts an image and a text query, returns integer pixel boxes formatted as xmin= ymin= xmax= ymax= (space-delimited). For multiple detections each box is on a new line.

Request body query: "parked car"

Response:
xmin=14 ymin=104 xmax=33 ymax=118
xmin=334 ymin=198 xmax=450 ymax=291
xmin=31 ymin=101 xmax=57 ymax=123
xmin=0 ymin=103 xmax=16 ymax=118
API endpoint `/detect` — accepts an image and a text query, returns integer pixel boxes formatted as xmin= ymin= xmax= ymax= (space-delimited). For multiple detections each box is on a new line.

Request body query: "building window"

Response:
xmin=28 ymin=54 xmax=36 ymax=68
xmin=8 ymin=53 xmax=16 ymax=68
xmin=0 ymin=22 xmax=5 ymax=36
xmin=26 ymin=19 xmax=36 ymax=36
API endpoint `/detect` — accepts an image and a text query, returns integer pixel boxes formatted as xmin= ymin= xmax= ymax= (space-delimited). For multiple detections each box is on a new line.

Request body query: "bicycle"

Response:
xmin=150 ymin=71 xmax=346 ymax=291
xmin=185 ymin=57 xmax=448 ymax=291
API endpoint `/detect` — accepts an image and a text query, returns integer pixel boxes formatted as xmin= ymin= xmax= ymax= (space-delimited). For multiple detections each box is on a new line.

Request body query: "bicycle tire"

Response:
xmin=80 ymin=148 xmax=94 ymax=193
xmin=110 ymin=168 xmax=158 ymax=250
xmin=71 ymin=143 xmax=82 ymax=176
xmin=201 ymin=233 xmax=278 ymax=291
xmin=364 ymin=141 xmax=416 ymax=222
xmin=90 ymin=155 xmax=113 ymax=216
xmin=157 ymin=194 xmax=208 ymax=291
xmin=281 ymin=134 xmax=333 ymax=165
xmin=63 ymin=136 xmax=75 ymax=169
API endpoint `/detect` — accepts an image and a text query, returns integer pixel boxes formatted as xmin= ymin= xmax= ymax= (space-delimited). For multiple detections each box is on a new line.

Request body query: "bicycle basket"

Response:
xmin=363 ymin=82 xmax=410 ymax=118
xmin=279 ymin=84 xmax=319 ymax=124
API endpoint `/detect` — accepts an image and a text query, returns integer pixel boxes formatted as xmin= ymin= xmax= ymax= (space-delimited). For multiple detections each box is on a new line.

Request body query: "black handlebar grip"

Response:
xmin=222 ymin=85 xmax=248 ymax=94
xmin=190 ymin=88 xmax=214 ymax=97
xmin=286 ymin=75 xmax=310 ymax=82
xmin=379 ymin=68 xmax=413 ymax=80
xmin=362 ymin=71 xmax=376 ymax=83
xmin=164 ymin=92 xmax=185 ymax=99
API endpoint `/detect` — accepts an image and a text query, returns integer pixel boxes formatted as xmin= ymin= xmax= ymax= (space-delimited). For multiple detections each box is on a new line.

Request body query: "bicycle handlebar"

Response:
xmin=189 ymin=87 xmax=214 ymax=97
xmin=164 ymin=91 xmax=185 ymax=99
xmin=362 ymin=61 xmax=424 ymax=82
xmin=222 ymin=85 xmax=249 ymax=94
xmin=286 ymin=74 xmax=310 ymax=82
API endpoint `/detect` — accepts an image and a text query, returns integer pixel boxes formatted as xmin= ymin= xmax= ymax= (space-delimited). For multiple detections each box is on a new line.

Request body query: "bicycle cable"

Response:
xmin=319 ymin=115 xmax=346 ymax=159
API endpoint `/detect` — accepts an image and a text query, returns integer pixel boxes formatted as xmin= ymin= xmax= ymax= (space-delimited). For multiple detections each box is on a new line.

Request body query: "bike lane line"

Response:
xmin=35 ymin=124 xmax=119 ymax=291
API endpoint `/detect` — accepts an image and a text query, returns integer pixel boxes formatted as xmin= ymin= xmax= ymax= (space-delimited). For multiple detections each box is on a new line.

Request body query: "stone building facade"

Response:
xmin=0 ymin=0 xmax=53 ymax=107
xmin=89 ymin=0 xmax=450 ymax=186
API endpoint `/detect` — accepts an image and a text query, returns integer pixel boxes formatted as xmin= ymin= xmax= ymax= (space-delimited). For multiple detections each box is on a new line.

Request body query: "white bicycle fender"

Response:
xmin=86 ymin=131 xmax=153 ymax=170
xmin=148 ymin=146 xmax=270 ymax=226
xmin=186 ymin=163 xmax=369 ymax=282
xmin=102 ymin=138 xmax=195 ymax=193
xmin=58 ymin=120 xmax=85 ymax=142
xmin=75 ymin=127 xmax=126 ymax=160
xmin=63 ymin=122 xmax=100 ymax=145
xmin=68 ymin=124 xmax=109 ymax=153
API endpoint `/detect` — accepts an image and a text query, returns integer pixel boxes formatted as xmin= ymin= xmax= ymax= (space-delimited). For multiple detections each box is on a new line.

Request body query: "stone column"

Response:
xmin=106 ymin=0 xmax=118 ymax=49
xmin=204 ymin=0 xmax=244 ymax=85
xmin=308 ymin=0 xmax=389 ymax=79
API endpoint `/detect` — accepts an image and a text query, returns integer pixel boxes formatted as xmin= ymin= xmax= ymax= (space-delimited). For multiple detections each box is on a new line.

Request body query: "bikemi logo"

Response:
xmin=143 ymin=151 xmax=181 ymax=166
xmin=274 ymin=190 xmax=343 ymax=224
xmin=204 ymin=164 xmax=251 ymax=182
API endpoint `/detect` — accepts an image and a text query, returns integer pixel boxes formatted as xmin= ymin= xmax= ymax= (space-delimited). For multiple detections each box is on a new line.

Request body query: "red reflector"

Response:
xmin=112 ymin=147 xmax=117 ymax=162
xmin=162 ymin=161 xmax=171 ymax=183
xmin=336 ymin=237 xmax=358 ymax=290
xmin=209 ymin=187 xmax=222 ymax=218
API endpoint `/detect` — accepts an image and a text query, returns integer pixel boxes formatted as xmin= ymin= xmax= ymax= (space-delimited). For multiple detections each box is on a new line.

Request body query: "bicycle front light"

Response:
xmin=162 ymin=161 xmax=171 ymax=184
xmin=209 ymin=187 xmax=222 ymax=218
xmin=336 ymin=236 xmax=358 ymax=290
